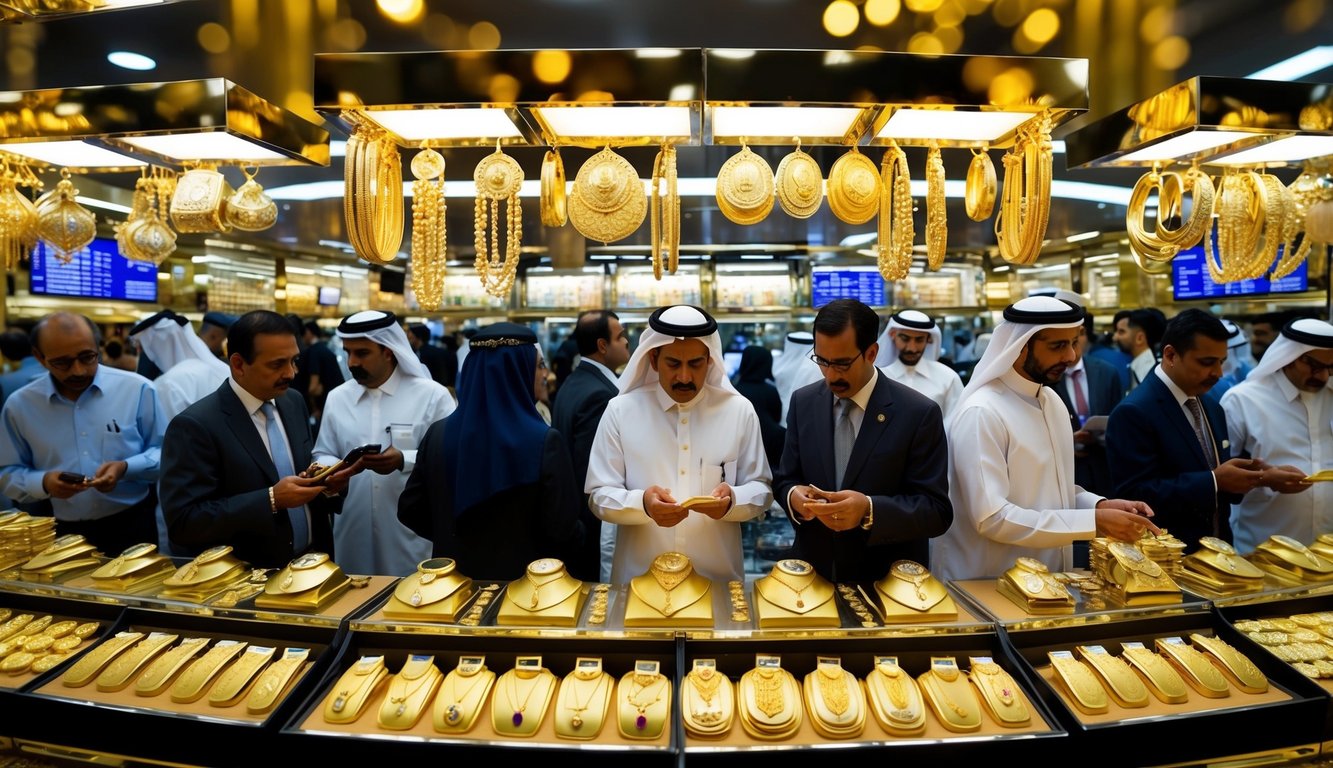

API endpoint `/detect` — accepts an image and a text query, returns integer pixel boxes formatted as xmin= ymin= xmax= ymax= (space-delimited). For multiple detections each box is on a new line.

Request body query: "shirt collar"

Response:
xmin=1067 ymin=358 xmax=1086 ymax=375
xmin=1276 ymin=372 xmax=1302 ymax=403
xmin=837 ymin=368 xmax=879 ymax=411
xmin=39 ymin=365 xmax=106 ymax=404
xmin=228 ymin=376 xmax=268 ymax=415
xmin=654 ymin=382 xmax=708 ymax=412
xmin=370 ymin=366 xmax=403 ymax=397
xmin=999 ymin=366 xmax=1044 ymax=400
xmin=1153 ymin=364 xmax=1191 ymax=406
xmin=885 ymin=359 xmax=914 ymax=376
xmin=583 ymin=357 xmax=618 ymax=384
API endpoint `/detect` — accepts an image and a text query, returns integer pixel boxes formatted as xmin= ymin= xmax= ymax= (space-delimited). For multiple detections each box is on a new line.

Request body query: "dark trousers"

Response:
xmin=55 ymin=489 xmax=159 ymax=558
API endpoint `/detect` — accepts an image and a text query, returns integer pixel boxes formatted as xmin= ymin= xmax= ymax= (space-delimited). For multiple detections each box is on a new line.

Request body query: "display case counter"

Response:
xmin=951 ymin=577 xmax=1210 ymax=632
xmin=1002 ymin=604 xmax=1327 ymax=765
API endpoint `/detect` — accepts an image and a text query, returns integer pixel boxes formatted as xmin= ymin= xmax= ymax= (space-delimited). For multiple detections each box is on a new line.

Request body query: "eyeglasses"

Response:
xmin=45 ymin=350 xmax=99 ymax=372
xmin=1298 ymin=354 xmax=1333 ymax=376
xmin=808 ymin=350 xmax=864 ymax=373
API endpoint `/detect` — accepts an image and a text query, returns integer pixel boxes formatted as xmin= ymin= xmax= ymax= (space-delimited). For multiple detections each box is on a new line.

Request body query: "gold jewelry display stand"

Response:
xmin=383 ymin=558 xmax=473 ymax=622
xmin=997 ymin=557 xmax=1075 ymax=615
xmin=873 ymin=560 xmax=958 ymax=623
xmin=90 ymin=542 xmax=174 ymax=593
xmin=491 ymin=656 xmax=557 ymax=737
xmin=864 ymin=656 xmax=925 ymax=736
xmin=553 ymin=657 xmax=613 ymax=740
xmin=616 ymin=660 xmax=671 ymax=740
xmin=496 ymin=559 xmax=587 ymax=627
xmin=624 ymin=552 xmax=713 ymax=628
xmin=752 ymin=559 xmax=837 ymax=628
xmin=681 ymin=659 xmax=734 ymax=738
xmin=19 ymin=534 xmax=101 ymax=583
xmin=377 ymin=654 xmax=443 ymax=730
xmin=433 ymin=656 xmax=494 ymax=734
xmin=255 ymin=552 xmax=351 ymax=612
xmin=737 ymin=655 xmax=802 ymax=740
xmin=801 ymin=657 xmax=866 ymax=739
xmin=159 ymin=545 xmax=248 ymax=603
xmin=917 ymin=657 xmax=982 ymax=732
xmin=1249 ymin=535 xmax=1333 ymax=585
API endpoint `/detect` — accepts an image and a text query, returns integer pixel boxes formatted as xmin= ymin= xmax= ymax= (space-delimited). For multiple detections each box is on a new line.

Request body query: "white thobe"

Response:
xmin=879 ymin=359 xmax=964 ymax=418
xmin=1222 ymin=375 xmax=1333 ymax=553
xmin=314 ymin=368 xmax=456 ymax=576
xmin=586 ymin=384 xmax=773 ymax=583
xmin=931 ymin=368 xmax=1100 ymax=581
xmin=774 ymin=353 xmax=823 ymax=428
xmin=154 ymin=359 xmax=228 ymax=421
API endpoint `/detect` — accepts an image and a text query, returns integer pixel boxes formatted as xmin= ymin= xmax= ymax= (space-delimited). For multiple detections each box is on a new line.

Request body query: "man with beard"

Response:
xmin=1248 ymin=312 xmax=1287 ymax=362
xmin=774 ymin=299 xmax=952 ymax=582
xmin=1113 ymin=308 xmax=1165 ymax=391
xmin=876 ymin=309 xmax=963 ymax=419
xmin=160 ymin=311 xmax=346 ymax=568
xmin=586 ymin=305 xmax=773 ymax=583
xmin=1107 ymin=309 xmax=1262 ymax=550
xmin=1222 ymin=319 xmax=1333 ymax=552
xmin=313 ymin=311 xmax=456 ymax=575
xmin=932 ymin=297 xmax=1158 ymax=581
xmin=0 ymin=312 xmax=164 ymax=555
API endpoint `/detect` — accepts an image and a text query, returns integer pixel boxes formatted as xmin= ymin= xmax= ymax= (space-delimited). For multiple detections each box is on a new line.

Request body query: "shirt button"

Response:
xmin=680 ymin=418 xmax=687 ymax=425
xmin=682 ymin=445 xmax=688 ymax=451
xmin=680 ymin=469 xmax=687 ymax=476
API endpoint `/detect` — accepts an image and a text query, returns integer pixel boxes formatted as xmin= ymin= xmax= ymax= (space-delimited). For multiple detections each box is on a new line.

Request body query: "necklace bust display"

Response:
xmin=625 ymin=551 xmax=714 ymax=627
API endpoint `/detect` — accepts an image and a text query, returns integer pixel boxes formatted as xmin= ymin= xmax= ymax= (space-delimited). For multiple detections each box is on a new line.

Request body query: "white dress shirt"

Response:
xmin=227 ymin=377 xmax=312 ymax=548
xmin=581 ymin=355 xmax=621 ymax=584
xmin=880 ymin=358 xmax=963 ymax=418
xmin=1223 ymin=374 xmax=1333 ymax=552
xmin=931 ymin=367 xmax=1101 ymax=581
xmin=1129 ymin=349 xmax=1156 ymax=390
xmin=1062 ymin=358 xmax=1090 ymax=419
xmin=784 ymin=370 xmax=876 ymax=518
xmin=314 ymin=367 xmax=456 ymax=575
xmin=586 ymin=384 xmax=773 ymax=583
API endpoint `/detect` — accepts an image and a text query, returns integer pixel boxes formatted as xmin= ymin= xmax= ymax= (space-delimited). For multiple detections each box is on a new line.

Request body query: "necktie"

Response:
xmin=261 ymin=402 xmax=310 ymax=551
xmin=1070 ymin=369 xmax=1090 ymax=420
xmin=834 ymin=398 xmax=856 ymax=488
xmin=1184 ymin=397 xmax=1218 ymax=470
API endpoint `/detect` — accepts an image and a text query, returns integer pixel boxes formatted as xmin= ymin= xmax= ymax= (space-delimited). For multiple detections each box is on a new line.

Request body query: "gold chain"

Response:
xmin=814 ymin=665 xmax=850 ymax=716
xmin=766 ymin=570 xmax=808 ymax=609
xmin=927 ymin=668 xmax=969 ymax=717
xmin=925 ymin=143 xmax=947 ymax=271
xmin=504 ymin=670 xmax=545 ymax=723
xmin=439 ymin=667 xmax=488 ymax=726
xmin=875 ymin=665 xmax=908 ymax=710
xmin=877 ymin=140 xmax=913 ymax=281
xmin=995 ymin=113 xmax=1052 ymax=266
xmin=970 ymin=661 xmax=1016 ymax=707
xmin=386 ymin=661 xmax=437 ymax=716
xmin=562 ymin=672 xmax=607 ymax=729
xmin=410 ymin=143 xmax=447 ymax=311
xmin=753 ymin=667 xmax=786 ymax=717
xmin=626 ymin=674 xmax=667 ymax=713
xmin=342 ymin=114 xmax=403 ymax=265
xmin=688 ymin=668 xmax=723 ymax=704
xmin=892 ymin=563 xmax=930 ymax=601
xmin=472 ymin=141 xmax=522 ymax=299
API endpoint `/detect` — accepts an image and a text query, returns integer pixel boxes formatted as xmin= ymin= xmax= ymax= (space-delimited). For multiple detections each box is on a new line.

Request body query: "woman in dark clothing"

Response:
xmin=398 ymin=322 xmax=584 ymax=580
xmin=733 ymin=345 xmax=786 ymax=471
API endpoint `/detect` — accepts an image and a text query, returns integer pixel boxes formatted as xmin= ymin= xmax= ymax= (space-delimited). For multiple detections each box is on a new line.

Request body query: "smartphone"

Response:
xmin=57 ymin=471 xmax=88 ymax=485
xmin=308 ymin=444 xmax=383 ymax=485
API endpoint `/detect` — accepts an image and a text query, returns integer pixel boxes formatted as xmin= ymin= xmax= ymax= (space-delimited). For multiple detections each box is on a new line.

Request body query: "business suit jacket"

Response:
xmin=1106 ymin=370 xmax=1238 ymax=549
xmin=773 ymin=372 xmax=953 ymax=583
xmin=550 ymin=359 xmax=619 ymax=580
xmin=1054 ymin=355 xmax=1124 ymax=496
xmin=160 ymin=381 xmax=339 ymax=568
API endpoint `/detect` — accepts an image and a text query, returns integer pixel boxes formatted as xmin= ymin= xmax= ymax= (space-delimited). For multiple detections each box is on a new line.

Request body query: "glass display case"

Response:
xmin=713 ymin=262 xmax=795 ymax=310
xmin=524 ymin=268 xmax=607 ymax=310
xmin=612 ymin=265 xmax=702 ymax=309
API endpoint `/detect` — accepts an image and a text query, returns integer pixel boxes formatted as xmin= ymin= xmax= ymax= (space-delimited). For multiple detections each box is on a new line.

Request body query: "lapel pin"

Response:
xmin=876 ymin=413 xmax=886 ymax=423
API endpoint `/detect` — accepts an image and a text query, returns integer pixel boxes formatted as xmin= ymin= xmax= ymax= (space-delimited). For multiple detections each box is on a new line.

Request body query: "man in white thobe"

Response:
xmin=931 ymin=296 xmax=1158 ymax=581
xmin=314 ymin=310 xmax=456 ymax=575
xmin=586 ymin=305 xmax=773 ymax=583
xmin=877 ymin=310 xmax=963 ymax=418
xmin=129 ymin=310 xmax=229 ymax=421
xmin=772 ymin=331 xmax=822 ymax=428
xmin=1222 ymin=318 xmax=1333 ymax=552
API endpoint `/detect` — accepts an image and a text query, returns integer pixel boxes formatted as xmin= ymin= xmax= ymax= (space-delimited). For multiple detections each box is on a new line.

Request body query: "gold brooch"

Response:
xmin=774 ymin=142 xmax=822 ymax=219
xmin=568 ymin=146 xmax=646 ymax=244
xmin=715 ymin=144 xmax=774 ymax=226
xmin=827 ymin=146 xmax=880 ymax=225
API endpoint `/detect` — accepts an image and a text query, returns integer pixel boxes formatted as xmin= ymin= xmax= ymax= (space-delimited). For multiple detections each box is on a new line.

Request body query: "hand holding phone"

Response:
xmin=305 ymin=444 xmax=383 ymax=485
xmin=57 ymin=471 xmax=88 ymax=485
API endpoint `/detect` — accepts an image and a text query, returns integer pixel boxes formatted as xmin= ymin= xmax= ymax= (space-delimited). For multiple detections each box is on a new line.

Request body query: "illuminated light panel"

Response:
xmin=712 ymin=106 xmax=865 ymax=139
xmin=1211 ymin=135 xmax=1333 ymax=165
xmin=1249 ymin=46 xmax=1333 ymax=81
xmin=361 ymin=108 xmax=523 ymax=141
xmin=877 ymin=109 xmax=1034 ymax=142
xmin=118 ymin=132 xmax=289 ymax=162
xmin=532 ymin=106 xmax=692 ymax=138
xmin=0 ymin=140 xmax=146 ymax=168
xmin=1117 ymin=130 xmax=1258 ymax=163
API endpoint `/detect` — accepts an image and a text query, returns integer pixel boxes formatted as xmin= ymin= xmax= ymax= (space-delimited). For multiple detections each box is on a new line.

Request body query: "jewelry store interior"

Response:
xmin=2 ymin=0 xmax=1333 ymax=765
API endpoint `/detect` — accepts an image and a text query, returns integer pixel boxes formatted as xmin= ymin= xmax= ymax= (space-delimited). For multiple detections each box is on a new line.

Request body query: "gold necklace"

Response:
xmin=387 ymin=662 xmax=438 ymax=718
xmin=814 ymin=666 xmax=850 ymax=716
xmin=766 ymin=571 xmax=809 ymax=609
xmin=525 ymin=570 xmax=564 ymax=609
xmin=439 ymin=667 xmax=489 ymax=727
xmin=927 ymin=666 xmax=968 ymax=717
xmin=753 ymin=667 xmax=786 ymax=718
xmin=626 ymin=674 xmax=668 ymax=732
xmin=688 ymin=668 xmax=723 ymax=705
xmin=892 ymin=561 xmax=930 ymax=601
xmin=649 ymin=552 xmax=692 ymax=614
xmin=970 ymin=661 xmax=1016 ymax=707
xmin=875 ymin=664 xmax=909 ymax=711
xmin=504 ymin=670 xmax=546 ymax=727
xmin=329 ymin=658 xmax=383 ymax=715
xmin=563 ymin=673 xmax=607 ymax=731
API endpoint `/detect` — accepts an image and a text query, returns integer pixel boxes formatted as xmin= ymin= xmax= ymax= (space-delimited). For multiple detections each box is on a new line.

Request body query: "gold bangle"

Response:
xmin=877 ymin=140 xmax=913 ymax=282
xmin=860 ymin=501 xmax=874 ymax=531
xmin=925 ymin=143 xmax=947 ymax=272
xmin=965 ymin=147 xmax=996 ymax=221
xmin=995 ymin=114 xmax=1053 ymax=266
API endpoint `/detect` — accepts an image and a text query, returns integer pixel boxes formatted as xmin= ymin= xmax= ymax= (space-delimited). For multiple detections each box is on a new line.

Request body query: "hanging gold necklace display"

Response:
xmin=35 ymin=168 xmax=96 ymax=263
xmin=343 ymin=113 xmax=403 ymax=266
xmin=1204 ymin=168 xmax=1286 ymax=284
xmin=0 ymin=160 xmax=39 ymax=270
xmin=473 ymin=141 xmax=524 ymax=299
xmin=827 ymin=145 xmax=880 ymax=225
xmin=774 ymin=140 xmax=822 ymax=219
xmin=965 ymin=147 xmax=996 ymax=221
xmin=715 ymin=144 xmax=774 ymax=226
xmin=569 ymin=145 xmax=646 ymax=245
xmin=410 ymin=143 xmax=447 ymax=311
xmin=170 ymin=164 xmax=232 ymax=234
xmin=540 ymin=147 xmax=567 ymax=227
xmin=1281 ymin=161 xmax=1328 ymax=279
xmin=995 ymin=113 xmax=1053 ymax=266
xmin=650 ymin=143 xmax=679 ymax=280
xmin=118 ymin=167 xmax=177 ymax=266
xmin=877 ymin=141 xmax=913 ymax=281
xmin=925 ymin=143 xmax=947 ymax=271
xmin=1126 ymin=163 xmax=1214 ymax=263
xmin=226 ymin=166 xmax=278 ymax=232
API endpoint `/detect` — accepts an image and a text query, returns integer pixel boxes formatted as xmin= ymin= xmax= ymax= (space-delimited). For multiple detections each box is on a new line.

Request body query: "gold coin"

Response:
xmin=17 ymin=615 xmax=52 ymax=637
xmin=0 ymin=609 xmax=10 ymax=623
xmin=31 ymin=653 xmax=69 ymax=674
xmin=52 ymin=637 xmax=81 ymax=653
xmin=715 ymin=146 xmax=774 ymax=226
xmin=42 ymin=620 xmax=78 ymax=639
xmin=568 ymin=146 xmax=646 ymax=243
xmin=1292 ymin=661 xmax=1320 ymax=678
xmin=826 ymin=148 xmax=880 ymax=225
xmin=774 ymin=148 xmax=823 ymax=219
xmin=1291 ymin=614 xmax=1322 ymax=628
xmin=22 ymin=635 xmax=54 ymax=653
xmin=1 ymin=652 xmax=35 ymax=674
xmin=72 ymin=622 xmax=100 ymax=639
xmin=1271 ymin=619 xmax=1301 ymax=633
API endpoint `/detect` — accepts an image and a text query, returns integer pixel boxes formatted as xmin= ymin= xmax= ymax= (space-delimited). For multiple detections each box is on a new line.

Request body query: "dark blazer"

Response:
xmin=773 ymin=373 xmax=953 ymax=583
xmin=1106 ymin=369 xmax=1238 ymax=549
xmin=398 ymin=421 xmax=584 ymax=581
xmin=160 ymin=381 xmax=339 ymax=568
xmin=418 ymin=343 xmax=455 ymax=388
xmin=547 ymin=360 xmax=618 ymax=581
xmin=1054 ymin=355 xmax=1124 ymax=496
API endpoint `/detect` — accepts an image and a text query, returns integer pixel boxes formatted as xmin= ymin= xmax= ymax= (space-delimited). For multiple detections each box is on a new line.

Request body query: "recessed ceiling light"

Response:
xmin=107 ymin=51 xmax=157 ymax=71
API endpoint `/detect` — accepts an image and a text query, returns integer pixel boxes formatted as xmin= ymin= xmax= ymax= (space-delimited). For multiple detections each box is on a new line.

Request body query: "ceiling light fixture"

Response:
xmin=106 ymin=51 xmax=157 ymax=71
xmin=1248 ymin=46 xmax=1333 ymax=81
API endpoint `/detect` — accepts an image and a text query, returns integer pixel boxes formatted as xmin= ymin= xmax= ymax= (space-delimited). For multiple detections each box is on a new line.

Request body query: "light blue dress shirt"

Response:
xmin=0 ymin=365 xmax=164 ymax=520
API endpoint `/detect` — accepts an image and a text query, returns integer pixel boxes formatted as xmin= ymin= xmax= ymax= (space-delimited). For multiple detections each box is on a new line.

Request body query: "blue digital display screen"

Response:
xmin=1171 ymin=243 xmax=1308 ymax=301
xmin=811 ymin=268 xmax=887 ymax=308
xmin=30 ymin=237 xmax=159 ymax=303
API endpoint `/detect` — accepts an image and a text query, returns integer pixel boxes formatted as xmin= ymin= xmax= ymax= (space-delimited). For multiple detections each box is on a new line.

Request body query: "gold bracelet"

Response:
xmin=877 ymin=140 xmax=913 ymax=282
xmin=965 ymin=147 xmax=996 ymax=221
xmin=268 ymin=486 xmax=277 ymax=514
xmin=995 ymin=114 xmax=1052 ymax=265
xmin=208 ymin=645 xmax=277 ymax=707
xmin=925 ymin=143 xmax=947 ymax=271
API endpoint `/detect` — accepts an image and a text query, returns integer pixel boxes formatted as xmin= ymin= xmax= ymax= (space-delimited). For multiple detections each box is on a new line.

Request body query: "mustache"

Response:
xmin=671 ymin=382 xmax=697 ymax=391
xmin=349 ymin=367 xmax=369 ymax=381
xmin=828 ymin=379 xmax=849 ymax=389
